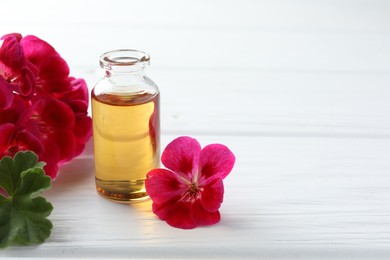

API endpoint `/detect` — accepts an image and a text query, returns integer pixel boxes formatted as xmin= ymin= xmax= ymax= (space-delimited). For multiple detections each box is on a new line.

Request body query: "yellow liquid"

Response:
xmin=91 ymin=91 xmax=160 ymax=202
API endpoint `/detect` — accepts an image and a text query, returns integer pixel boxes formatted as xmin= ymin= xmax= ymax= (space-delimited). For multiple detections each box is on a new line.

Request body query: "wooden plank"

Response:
xmin=1 ymin=135 xmax=389 ymax=258
xmin=149 ymin=69 xmax=390 ymax=137
xmin=75 ymin=69 xmax=390 ymax=138
xmin=1 ymin=1 xmax=390 ymax=72
xmin=2 ymin=26 xmax=389 ymax=73
xmin=2 ymin=0 xmax=390 ymax=31
xmin=0 ymin=0 xmax=389 ymax=258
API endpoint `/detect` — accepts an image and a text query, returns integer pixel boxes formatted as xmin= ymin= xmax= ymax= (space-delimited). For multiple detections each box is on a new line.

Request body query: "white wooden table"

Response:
xmin=1 ymin=0 xmax=390 ymax=259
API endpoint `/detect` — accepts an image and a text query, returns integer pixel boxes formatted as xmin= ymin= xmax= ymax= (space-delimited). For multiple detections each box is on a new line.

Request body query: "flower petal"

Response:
xmin=151 ymin=202 xmax=167 ymax=220
xmin=14 ymin=130 xmax=45 ymax=155
xmin=145 ymin=168 xmax=187 ymax=205
xmin=18 ymin=98 xmax=76 ymax=162
xmin=21 ymin=35 xmax=68 ymax=75
xmin=161 ymin=136 xmax=201 ymax=178
xmin=72 ymin=115 xmax=92 ymax=158
xmin=0 ymin=123 xmax=15 ymax=153
xmin=0 ymin=77 xmax=13 ymax=110
xmin=50 ymin=130 xmax=76 ymax=163
xmin=19 ymin=98 xmax=75 ymax=131
xmin=200 ymin=178 xmax=224 ymax=212
xmin=40 ymin=139 xmax=60 ymax=179
xmin=59 ymin=78 xmax=89 ymax=110
xmin=151 ymin=196 xmax=180 ymax=221
xmin=0 ymin=33 xmax=92 ymax=179
xmin=0 ymin=34 xmax=35 ymax=96
xmin=1 ymin=33 xmax=22 ymax=42
xmin=165 ymin=200 xmax=197 ymax=229
xmin=0 ymin=33 xmax=24 ymax=69
xmin=20 ymin=35 xmax=73 ymax=100
xmin=198 ymin=144 xmax=235 ymax=183
xmin=191 ymin=199 xmax=221 ymax=226
xmin=0 ymin=128 xmax=44 ymax=159
xmin=0 ymin=94 xmax=28 ymax=125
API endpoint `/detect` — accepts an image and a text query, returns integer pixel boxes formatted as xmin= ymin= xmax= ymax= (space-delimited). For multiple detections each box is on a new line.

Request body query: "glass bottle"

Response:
xmin=91 ymin=49 xmax=160 ymax=203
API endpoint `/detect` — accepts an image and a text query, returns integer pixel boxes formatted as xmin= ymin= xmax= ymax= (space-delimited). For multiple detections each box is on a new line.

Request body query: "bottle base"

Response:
xmin=95 ymin=178 xmax=149 ymax=203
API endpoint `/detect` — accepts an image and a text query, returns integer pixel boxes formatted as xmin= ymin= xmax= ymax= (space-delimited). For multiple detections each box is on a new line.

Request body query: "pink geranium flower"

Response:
xmin=145 ymin=136 xmax=235 ymax=229
xmin=0 ymin=33 xmax=92 ymax=178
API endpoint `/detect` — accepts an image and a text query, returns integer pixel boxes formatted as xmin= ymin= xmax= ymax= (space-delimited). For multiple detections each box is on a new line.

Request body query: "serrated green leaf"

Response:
xmin=16 ymin=168 xmax=51 ymax=198
xmin=0 ymin=201 xmax=12 ymax=246
xmin=14 ymin=151 xmax=41 ymax=172
xmin=0 ymin=151 xmax=53 ymax=248
xmin=0 ymin=151 xmax=42 ymax=196
xmin=8 ymin=196 xmax=53 ymax=246
xmin=35 ymin=161 xmax=46 ymax=169
xmin=0 ymin=156 xmax=18 ymax=196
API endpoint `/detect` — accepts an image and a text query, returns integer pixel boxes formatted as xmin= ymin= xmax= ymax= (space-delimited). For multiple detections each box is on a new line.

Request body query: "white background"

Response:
xmin=1 ymin=0 xmax=390 ymax=259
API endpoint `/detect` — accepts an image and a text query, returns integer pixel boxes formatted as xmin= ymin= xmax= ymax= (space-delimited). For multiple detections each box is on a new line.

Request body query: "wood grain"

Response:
xmin=1 ymin=0 xmax=390 ymax=258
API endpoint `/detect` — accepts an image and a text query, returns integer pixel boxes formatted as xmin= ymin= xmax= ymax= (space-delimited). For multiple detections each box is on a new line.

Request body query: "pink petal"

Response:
xmin=68 ymin=78 xmax=89 ymax=102
xmin=0 ymin=123 xmax=15 ymax=152
xmin=0 ymin=77 xmax=13 ymax=110
xmin=1 ymin=33 xmax=22 ymax=41
xmin=198 ymin=144 xmax=235 ymax=184
xmin=191 ymin=199 xmax=221 ymax=226
xmin=151 ymin=202 xmax=167 ymax=220
xmin=151 ymin=196 xmax=180 ymax=220
xmin=165 ymin=200 xmax=197 ymax=229
xmin=19 ymin=65 xmax=36 ymax=95
xmin=0 ymin=34 xmax=24 ymax=69
xmin=21 ymin=35 xmax=69 ymax=77
xmin=67 ymin=100 xmax=88 ymax=114
xmin=40 ymin=139 xmax=60 ymax=179
xmin=0 ymin=128 xmax=44 ymax=159
xmin=41 ymin=99 xmax=75 ymax=129
xmin=161 ymin=136 xmax=201 ymax=178
xmin=49 ymin=129 xmax=75 ymax=162
xmin=200 ymin=178 xmax=224 ymax=212
xmin=0 ymin=94 xmax=28 ymax=125
xmin=57 ymin=78 xmax=89 ymax=112
xmin=145 ymin=168 xmax=187 ymax=205
xmin=45 ymin=163 xmax=59 ymax=179
xmin=17 ymin=98 xmax=76 ymax=162
xmin=71 ymin=115 xmax=92 ymax=158
xmin=0 ymin=34 xmax=35 ymax=96
xmin=15 ymin=130 xmax=45 ymax=155
xmin=20 ymin=98 xmax=75 ymax=130
xmin=21 ymin=35 xmax=70 ymax=93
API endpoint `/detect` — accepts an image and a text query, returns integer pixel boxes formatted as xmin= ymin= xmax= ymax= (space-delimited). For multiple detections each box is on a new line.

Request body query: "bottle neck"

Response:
xmin=99 ymin=49 xmax=150 ymax=77
xmin=104 ymin=67 xmax=146 ymax=78
xmin=96 ymin=49 xmax=156 ymax=94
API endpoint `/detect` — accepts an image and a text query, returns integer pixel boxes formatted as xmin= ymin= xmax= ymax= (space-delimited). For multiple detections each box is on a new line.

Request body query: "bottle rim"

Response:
xmin=99 ymin=49 xmax=150 ymax=70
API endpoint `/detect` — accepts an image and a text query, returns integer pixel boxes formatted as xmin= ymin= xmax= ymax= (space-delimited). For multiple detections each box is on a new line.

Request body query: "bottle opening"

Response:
xmin=100 ymin=49 xmax=150 ymax=71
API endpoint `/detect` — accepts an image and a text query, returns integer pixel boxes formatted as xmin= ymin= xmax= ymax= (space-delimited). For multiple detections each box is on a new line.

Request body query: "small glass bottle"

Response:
xmin=91 ymin=49 xmax=160 ymax=203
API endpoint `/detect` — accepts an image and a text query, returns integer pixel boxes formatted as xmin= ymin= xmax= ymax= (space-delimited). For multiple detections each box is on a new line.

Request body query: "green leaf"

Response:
xmin=0 ymin=151 xmax=44 ymax=196
xmin=0 ymin=151 xmax=53 ymax=248
xmin=16 ymin=168 xmax=51 ymax=198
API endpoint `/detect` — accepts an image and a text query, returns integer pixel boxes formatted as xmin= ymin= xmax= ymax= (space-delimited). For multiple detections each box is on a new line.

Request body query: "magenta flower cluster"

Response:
xmin=0 ymin=33 xmax=92 ymax=178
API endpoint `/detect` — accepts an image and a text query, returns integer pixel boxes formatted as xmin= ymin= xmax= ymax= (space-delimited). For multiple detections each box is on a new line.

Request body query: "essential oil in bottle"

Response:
xmin=91 ymin=50 xmax=160 ymax=203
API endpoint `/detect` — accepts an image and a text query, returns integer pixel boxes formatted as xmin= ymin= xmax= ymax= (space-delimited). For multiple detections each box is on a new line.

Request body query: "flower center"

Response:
xmin=188 ymin=182 xmax=198 ymax=194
